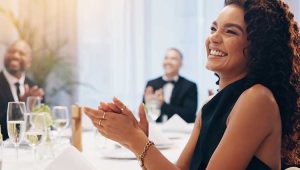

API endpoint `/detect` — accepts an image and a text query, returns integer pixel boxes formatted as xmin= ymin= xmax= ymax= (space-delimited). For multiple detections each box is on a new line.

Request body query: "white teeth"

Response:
xmin=210 ymin=49 xmax=226 ymax=57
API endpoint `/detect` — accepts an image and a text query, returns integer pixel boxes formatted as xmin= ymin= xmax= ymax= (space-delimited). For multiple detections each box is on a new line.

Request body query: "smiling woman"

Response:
xmin=205 ymin=4 xmax=248 ymax=89
xmin=84 ymin=0 xmax=300 ymax=170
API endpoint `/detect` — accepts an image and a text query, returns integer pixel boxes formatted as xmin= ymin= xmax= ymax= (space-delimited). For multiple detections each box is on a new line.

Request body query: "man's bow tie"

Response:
xmin=163 ymin=80 xmax=176 ymax=85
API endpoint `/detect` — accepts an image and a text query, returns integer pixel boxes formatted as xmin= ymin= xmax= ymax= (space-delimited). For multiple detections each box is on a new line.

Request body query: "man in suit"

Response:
xmin=144 ymin=48 xmax=198 ymax=123
xmin=0 ymin=39 xmax=44 ymax=140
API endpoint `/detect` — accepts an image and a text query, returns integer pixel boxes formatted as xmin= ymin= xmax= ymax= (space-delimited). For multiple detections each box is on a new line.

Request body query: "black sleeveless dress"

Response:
xmin=190 ymin=77 xmax=271 ymax=170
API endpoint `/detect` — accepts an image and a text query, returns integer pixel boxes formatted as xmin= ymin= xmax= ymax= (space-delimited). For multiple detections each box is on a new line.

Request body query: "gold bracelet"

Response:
xmin=136 ymin=140 xmax=155 ymax=170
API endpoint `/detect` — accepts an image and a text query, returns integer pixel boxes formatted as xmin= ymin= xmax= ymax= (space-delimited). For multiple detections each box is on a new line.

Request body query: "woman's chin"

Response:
xmin=205 ymin=63 xmax=219 ymax=72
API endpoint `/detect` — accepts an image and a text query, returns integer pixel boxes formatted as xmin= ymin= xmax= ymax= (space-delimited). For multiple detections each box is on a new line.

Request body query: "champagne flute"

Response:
xmin=24 ymin=112 xmax=46 ymax=169
xmin=7 ymin=102 xmax=26 ymax=160
xmin=145 ymin=96 xmax=161 ymax=122
xmin=26 ymin=96 xmax=41 ymax=112
xmin=52 ymin=106 xmax=69 ymax=142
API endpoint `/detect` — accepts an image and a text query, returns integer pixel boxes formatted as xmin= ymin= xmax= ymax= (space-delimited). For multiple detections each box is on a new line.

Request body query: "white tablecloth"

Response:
xmin=81 ymin=131 xmax=189 ymax=170
xmin=2 ymin=128 xmax=190 ymax=170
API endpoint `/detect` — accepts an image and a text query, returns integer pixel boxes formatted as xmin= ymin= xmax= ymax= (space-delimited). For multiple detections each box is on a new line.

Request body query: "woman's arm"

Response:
xmin=128 ymin=114 xmax=202 ymax=170
xmin=140 ymin=96 xmax=209 ymax=170
xmin=84 ymin=97 xmax=202 ymax=170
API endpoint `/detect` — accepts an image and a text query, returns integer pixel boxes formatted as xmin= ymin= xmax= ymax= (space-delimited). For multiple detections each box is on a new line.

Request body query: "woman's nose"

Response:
xmin=210 ymin=32 xmax=222 ymax=44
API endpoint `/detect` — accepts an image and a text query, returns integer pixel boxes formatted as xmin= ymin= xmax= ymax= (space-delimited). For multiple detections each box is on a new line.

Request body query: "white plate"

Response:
xmin=99 ymin=142 xmax=174 ymax=159
xmin=165 ymin=132 xmax=186 ymax=140
xmin=156 ymin=142 xmax=174 ymax=150
xmin=161 ymin=123 xmax=194 ymax=133
xmin=100 ymin=148 xmax=136 ymax=160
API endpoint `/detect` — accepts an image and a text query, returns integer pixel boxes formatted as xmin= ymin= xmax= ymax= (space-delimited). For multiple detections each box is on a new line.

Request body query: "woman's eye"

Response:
xmin=226 ymin=30 xmax=238 ymax=35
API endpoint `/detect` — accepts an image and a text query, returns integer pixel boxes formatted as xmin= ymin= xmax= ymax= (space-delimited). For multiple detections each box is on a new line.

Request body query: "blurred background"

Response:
xmin=0 ymin=0 xmax=299 ymax=112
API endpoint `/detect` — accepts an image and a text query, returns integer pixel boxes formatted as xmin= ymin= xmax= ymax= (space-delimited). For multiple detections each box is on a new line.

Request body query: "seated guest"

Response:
xmin=0 ymin=39 xmax=44 ymax=140
xmin=143 ymin=48 xmax=198 ymax=123
xmin=85 ymin=0 xmax=300 ymax=169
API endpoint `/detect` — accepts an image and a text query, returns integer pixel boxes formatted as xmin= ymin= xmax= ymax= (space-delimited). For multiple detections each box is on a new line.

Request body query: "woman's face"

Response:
xmin=205 ymin=5 xmax=248 ymax=79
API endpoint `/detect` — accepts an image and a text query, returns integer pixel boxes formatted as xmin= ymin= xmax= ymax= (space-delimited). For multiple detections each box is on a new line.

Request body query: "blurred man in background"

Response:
xmin=0 ymin=39 xmax=44 ymax=140
xmin=143 ymin=48 xmax=198 ymax=123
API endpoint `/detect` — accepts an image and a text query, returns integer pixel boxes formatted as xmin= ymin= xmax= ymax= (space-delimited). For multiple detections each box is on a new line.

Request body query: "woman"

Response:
xmin=85 ymin=0 xmax=300 ymax=169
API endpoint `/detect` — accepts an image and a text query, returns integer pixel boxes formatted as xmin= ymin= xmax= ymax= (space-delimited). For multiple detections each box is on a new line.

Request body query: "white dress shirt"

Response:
xmin=162 ymin=75 xmax=179 ymax=104
xmin=3 ymin=69 xmax=26 ymax=102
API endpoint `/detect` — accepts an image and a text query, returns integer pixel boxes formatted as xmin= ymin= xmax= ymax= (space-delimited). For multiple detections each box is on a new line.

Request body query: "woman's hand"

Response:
xmin=100 ymin=97 xmax=149 ymax=137
xmin=84 ymin=97 xmax=149 ymax=149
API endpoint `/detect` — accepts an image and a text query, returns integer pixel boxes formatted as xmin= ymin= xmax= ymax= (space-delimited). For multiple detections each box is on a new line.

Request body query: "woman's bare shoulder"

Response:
xmin=242 ymin=84 xmax=278 ymax=108
xmin=234 ymin=84 xmax=280 ymax=123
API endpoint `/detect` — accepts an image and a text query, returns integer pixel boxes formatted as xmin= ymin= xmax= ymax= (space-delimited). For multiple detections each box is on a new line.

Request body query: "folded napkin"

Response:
xmin=161 ymin=114 xmax=193 ymax=133
xmin=149 ymin=124 xmax=172 ymax=146
xmin=45 ymin=146 xmax=96 ymax=170
xmin=285 ymin=167 xmax=300 ymax=170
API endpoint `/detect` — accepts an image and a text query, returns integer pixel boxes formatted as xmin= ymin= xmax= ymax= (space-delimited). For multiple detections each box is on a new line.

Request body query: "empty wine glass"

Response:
xmin=26 ymin=96 xmax=41 ymax=112
xmin=7 ymin=102 xmax=26 ymax=160
xmin=24 ymin=112 xmax=47 ymax=169
xmin=52 ymin=106 xmax=69 ymax=142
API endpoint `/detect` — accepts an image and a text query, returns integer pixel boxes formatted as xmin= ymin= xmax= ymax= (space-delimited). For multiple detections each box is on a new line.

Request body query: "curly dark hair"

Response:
xmin=225 ymin=0 xmax=300 ymax=167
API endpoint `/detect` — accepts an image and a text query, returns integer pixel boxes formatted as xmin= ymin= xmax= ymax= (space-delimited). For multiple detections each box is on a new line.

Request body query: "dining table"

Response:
xmin=1 ymin=124 xmax=191 ymax=170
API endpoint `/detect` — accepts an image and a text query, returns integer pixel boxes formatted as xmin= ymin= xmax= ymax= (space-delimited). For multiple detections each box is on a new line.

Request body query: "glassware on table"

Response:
xmin=24 ymin=112 xmax=47 ymax=168
xmin=52 ymin=106 xmax=69 ymax=141
xmin=145 ymin=96 xmax=161 ymax=122
xmin=26 ymin=96 xmax=41 ymax=112
xmin=6 ymin=102 xmax=26 ymax=160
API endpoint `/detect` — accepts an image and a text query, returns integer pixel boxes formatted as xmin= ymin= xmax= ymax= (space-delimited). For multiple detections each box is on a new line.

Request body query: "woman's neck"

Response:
xmin=218 ymin=73 xmax=247 ymax=90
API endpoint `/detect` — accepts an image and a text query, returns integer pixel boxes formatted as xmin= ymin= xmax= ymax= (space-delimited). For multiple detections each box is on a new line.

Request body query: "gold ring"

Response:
xmin=98 ymin=119 xmax=102 ymax=126
xmin=120 ymin=106 xmax=126 ymax=112
xmin=102 ymin=112 xmax=106 ymax=119
xmin=102 ymin=132 xmax=107 ymax=138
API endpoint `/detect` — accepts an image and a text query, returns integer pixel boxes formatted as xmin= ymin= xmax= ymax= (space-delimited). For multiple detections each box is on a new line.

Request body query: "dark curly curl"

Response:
xmin=225 ymin=0 xmax=300 ymax=167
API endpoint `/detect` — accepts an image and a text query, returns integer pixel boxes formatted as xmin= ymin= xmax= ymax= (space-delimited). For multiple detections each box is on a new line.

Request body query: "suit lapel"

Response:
xmin=156 ymin=77 xmax=165 ymax=90
xmin=0 ymin=71 xmax=14 ymax=102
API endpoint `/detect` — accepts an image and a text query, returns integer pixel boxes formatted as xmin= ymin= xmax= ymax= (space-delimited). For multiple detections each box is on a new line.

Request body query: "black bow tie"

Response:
xmin=163 ymin=80 xmax=176 ymax=85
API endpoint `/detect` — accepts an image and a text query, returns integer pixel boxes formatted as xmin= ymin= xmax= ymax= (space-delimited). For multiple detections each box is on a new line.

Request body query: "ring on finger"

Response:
xmin=120 ymin=106 xmax=126 ymax=112
xmin=103 ymin=132 xmax=107 ymax=137
xmin=98 ymin=119 xmax=103 ymax=126
xmin=102 ymin=112 xmax=106 ymax=119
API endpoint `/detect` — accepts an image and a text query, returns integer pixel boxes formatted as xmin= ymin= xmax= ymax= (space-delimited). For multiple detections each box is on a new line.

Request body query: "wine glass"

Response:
xmin=24 ymin=112 xmax=47 ymax=169
xmin=26 ymin=96 xmax=41 ymax=112
xmin=145 ymin=96 xmax=161 ymax=122
xmin=6 ymin=102 xmax=26 ymax=160
xmin=52 ymin=106 xmax=69 ymax=142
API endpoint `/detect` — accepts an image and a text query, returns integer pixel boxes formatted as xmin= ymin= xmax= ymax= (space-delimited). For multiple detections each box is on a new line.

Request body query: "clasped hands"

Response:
xmin=144 ymin=86 xmax=164 ymax=106
xmin=84 ymin=97 xmax=149 ymax=149
xmin=19 ymin=84 xmax=44 ymax=101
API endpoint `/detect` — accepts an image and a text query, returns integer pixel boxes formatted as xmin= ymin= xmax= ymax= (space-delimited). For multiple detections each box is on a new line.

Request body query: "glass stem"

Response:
xmin=33 ymin=146 xmax=38 ymax=170
xmin=15 ymin=144 xmax=19 ymax=160
xmin=33 ymin=146 xmax=36 ymax=160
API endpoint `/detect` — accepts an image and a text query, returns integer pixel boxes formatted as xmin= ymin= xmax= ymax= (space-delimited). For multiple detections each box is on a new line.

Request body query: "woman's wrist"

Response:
xmin=127 ymin=129 xmax=149 ymax=154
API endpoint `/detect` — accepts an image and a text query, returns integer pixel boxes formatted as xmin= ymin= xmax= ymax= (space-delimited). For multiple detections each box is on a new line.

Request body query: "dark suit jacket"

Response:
xmin=144 ymin=76 xmax=198 ymax=123
xmin=0 ymin=71 xmax=36 ymax=140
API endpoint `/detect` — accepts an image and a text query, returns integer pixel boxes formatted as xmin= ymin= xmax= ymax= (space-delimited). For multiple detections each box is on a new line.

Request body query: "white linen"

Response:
xmin=149 ymin=124 xmax=173 ymax=146
xmin=161 ymin=114 xmax=193 ymax=133
xmin=45 ymin=146 xmax=96 ymax=170
xmin=2 ymin=126 xmax=190 ymax=170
